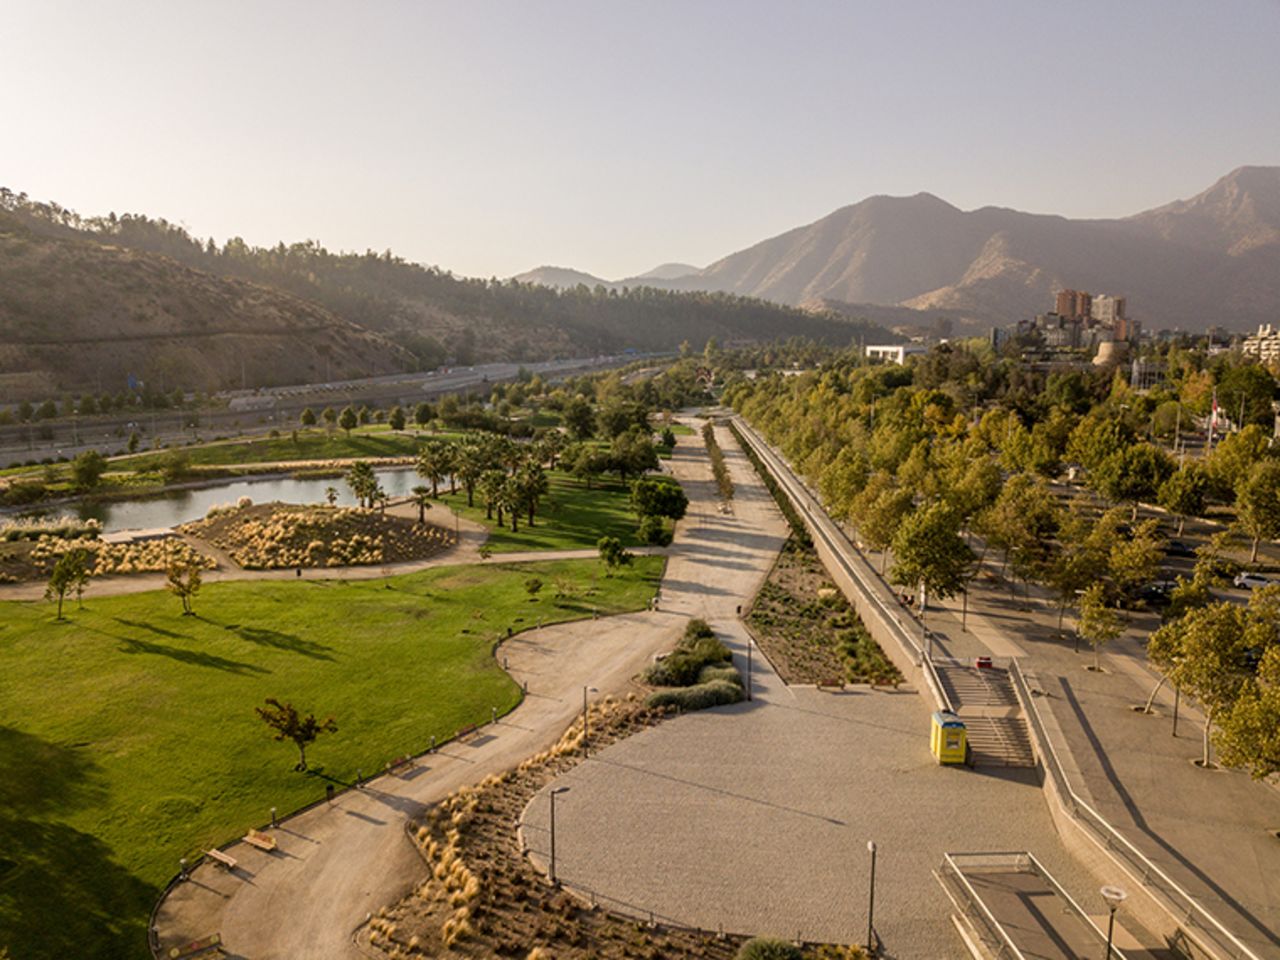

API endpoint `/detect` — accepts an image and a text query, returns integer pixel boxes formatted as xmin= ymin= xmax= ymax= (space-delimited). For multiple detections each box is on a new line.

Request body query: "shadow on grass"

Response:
xmin=218 ymin=622 xmax=336 ymax=661
xmin=113 ymin=617 xmax=193 ymax=641
xmin=114 ymin=635 xmax=271 ymax=675
xmin=0 ymin=727 xmax=156 ymax=960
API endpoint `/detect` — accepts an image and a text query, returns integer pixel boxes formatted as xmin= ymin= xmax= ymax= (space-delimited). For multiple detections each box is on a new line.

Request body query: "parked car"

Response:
xmin=1135 ymin=580 xmax=1177 ymax=609
xmin=1232 ymin=572 xmax=1274 ymax=590
xmin=1165 ymin=540 xmax=1196 ymax=558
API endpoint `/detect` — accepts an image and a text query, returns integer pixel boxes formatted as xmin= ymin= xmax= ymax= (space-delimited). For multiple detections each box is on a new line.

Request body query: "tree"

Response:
xmin=569 ymin=444 xmax=609 ymax=489
xmin=1092 ymin=443 xmax=1174 ymax=520
xmin=345 ymin=460 xmax=378 ymax=508
xmin=321 ymin=406 xmax=337 ymax=431
xmin=1218 ymin=646 xmax=1280 ymax=780
xmin=165 ymin=558 xmax=202 ymax=615
xmin=597 ymin=535 xmax=632 ymax=573
xmin=630 ymin=476 xmax=689 ymax=521
xmin=71 ymin=450 xmax=108 ymax=489
xmin=661 ymin=427 xmax=677 ymax=449
xmin=515 ymin=460 xmax=548 ymax=526
xmin=1158 ymin=465 xmax=1209 ymax=536
xmin=563 ymin=395 xmax=596 ymax=440
xmin=414 ymin=401 xmax=435 ymax=429
xmin=454 ymin=438 xmax=488 ymax=507
xmin=1216 ymin=362 xmax=1278 ymax=429
xmin=978 ymin=473 xmax=1059 ymax=591
xmin=852 ymin=480 xmax=914 ymax=573
xmin=1067 ymin=414 xmax=1128 ymax=473
xmin=127 ymin=431 xmax=141 ymax=454
xmin=610 ymin=428 xmax=659 ymax=481
xmin=324 ymin=485 xmax=338 ymax=507
xmin=1109 ymin=519 xmax=1165 ymax=600
xmin=1048 ymin=511 xmax=1100 ymax=631
xmin=411 ymin=485 xmax=433 ymax=523
xmin=889 ymin=502 xmax=973 ymax=613
xmin=416 ymin=440 xmax=450 ymax=497
xmin=1207 ymin=424 xmax=1273 ymax=496
xmin=478 ymin=469 xmax=507 ymax=523
xmin=255 ymin=698 xmax=337 ymax=771
xmin=45 ymin=549 xmax=89 ymax=620
xmin=388 ymin=405 xmax=406 ymax=432
xmin=1077 ymin=582 xmax=1124 ymax=672
xmin=337 ymin=406 xmax=358 ymax=435
xmin=1235 ymin=460 xmax=1280 ymax=563
xmin=1170 ymin=603 xmax=1253 ymax=767
xmin=299 ymin=407 xmax=317 ymax=428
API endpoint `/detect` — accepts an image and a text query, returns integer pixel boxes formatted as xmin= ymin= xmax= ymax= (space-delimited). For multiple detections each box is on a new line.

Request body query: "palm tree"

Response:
xmin=324 ymin=486 xmax=338 ymax=507
xmin=479 ymin=469 xmax=507 ymax=524
xmin=416 ymin=440 xmax=448 ymax=498
xmin=454 ymin=438 xmax=487 ymax=508
xmin=411 ymin=485 xmax=433 ymax=524
xmin=344 ymin=461 xmax=378 ymax=508
xmin=501 ymin=477 xmax=522 ymax=532
xmin=517 ymin=460 xmax=549 ymax=526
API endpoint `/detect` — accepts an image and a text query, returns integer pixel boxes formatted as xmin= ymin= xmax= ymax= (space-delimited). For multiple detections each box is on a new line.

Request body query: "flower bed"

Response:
xmin=180 ymin=501 xmax=456 ymax=570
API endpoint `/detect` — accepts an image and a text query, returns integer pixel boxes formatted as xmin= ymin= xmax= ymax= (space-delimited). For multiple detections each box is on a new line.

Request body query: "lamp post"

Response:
xmin=582 ymin=686 xmax=598 ymax=757
xmin=549 ymin=786 xmax=570 ymax=885
xmin=866 ymin=840 xmax=878 ymax=955
xmin=1101 ymin=885 xmax=1127 ymax=959
xmin=746 ymin=639 xmax=753 ymax=701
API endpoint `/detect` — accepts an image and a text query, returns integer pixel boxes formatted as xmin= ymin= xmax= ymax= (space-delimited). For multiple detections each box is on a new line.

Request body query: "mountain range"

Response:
xmin=515 ymin=166 xmax=1280 ymax=332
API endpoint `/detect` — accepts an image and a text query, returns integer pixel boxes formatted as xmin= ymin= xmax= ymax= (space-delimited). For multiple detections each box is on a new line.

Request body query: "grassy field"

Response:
xmin=0 ymin=556 xmax=662 ymax=960
xmin=435 ymin=469 xmax=644 ymax=553
xmin=115 ymin=426 xmax=437 ymax=470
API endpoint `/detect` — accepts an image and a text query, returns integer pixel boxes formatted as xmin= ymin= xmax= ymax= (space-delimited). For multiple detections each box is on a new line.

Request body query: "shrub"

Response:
xmin=647 ymin=678 xmax=743 ymax=711
xmin=637 ymin=515 xmax=672 ymax=546
xmin=697 ymin=663 xmax=743 ymax=687
xmin=736 ymin=938 xmax=803 ymax=960
xmin=643 ymin=622 xmax=732 ymax=686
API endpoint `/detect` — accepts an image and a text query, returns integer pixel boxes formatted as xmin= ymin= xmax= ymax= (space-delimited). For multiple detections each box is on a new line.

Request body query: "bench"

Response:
xmin=455 ymin=724 xmax=479 ymax=741
xmin=205 ymin=848 xmax=238 ymax=871
xmin=816 ymin=677 xmax=846 ymax=691
xmin=243 ymin=829 xmax=276 ymax=852
xmin=387 ymin=754 xmax=414 ymax=774
xmin=168 ymin=933 xmax=222 ymax=959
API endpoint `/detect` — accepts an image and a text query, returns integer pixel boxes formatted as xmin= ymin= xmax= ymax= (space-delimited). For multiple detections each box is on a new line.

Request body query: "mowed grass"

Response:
xmin=436 ymin=469 xmax=643 ymax=553
xmin=0 ymin=556 xmax=662 ymax=960
xmin=115 ymin=426 xmax=436 ymax=470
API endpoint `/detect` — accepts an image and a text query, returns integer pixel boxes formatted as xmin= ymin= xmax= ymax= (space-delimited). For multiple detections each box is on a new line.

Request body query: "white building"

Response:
xmin=865 ymin=344 xmax=927 ymax=365
xmin=1242 ymin=323 xmax=1280 ymax=364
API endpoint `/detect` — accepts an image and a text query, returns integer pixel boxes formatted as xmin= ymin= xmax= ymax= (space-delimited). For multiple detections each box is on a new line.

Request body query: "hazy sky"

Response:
xmin=4 ymin=1 xmax=1279 ymax=279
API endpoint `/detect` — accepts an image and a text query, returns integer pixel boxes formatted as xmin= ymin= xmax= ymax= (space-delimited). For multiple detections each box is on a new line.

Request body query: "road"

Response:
xmin=0 ymin=354 xmax=651 ymax=468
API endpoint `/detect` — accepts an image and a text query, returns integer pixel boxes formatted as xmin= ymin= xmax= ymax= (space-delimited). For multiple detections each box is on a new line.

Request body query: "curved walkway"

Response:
xmin=151 ymin=420 xmax=782 ymax=959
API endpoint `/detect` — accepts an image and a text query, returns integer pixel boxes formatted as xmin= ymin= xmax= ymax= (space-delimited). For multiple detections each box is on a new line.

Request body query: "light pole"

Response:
xmin=746 ymin=639 xmax=753 ymax=701
xmin=549 ymin=786 xmax=570 ymax=885
xmin=866 ymin=840 xmax=877 ymax=955
xmin=582 ymin=686 xmax=598 ymax=757
xmin=1101 ymin=885 xmax=1127 ymax=959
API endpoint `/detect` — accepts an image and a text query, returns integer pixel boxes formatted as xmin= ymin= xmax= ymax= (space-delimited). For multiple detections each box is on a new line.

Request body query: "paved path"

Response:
xmin=520 ymin=425 xmax=1107 ymax=959
xmin=151 ymin=422 xmax=769 ymax=959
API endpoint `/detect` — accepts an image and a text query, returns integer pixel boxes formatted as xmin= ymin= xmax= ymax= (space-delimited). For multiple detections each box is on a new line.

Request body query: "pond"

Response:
xmin=19 ymin=468 xmax=435 ymax=533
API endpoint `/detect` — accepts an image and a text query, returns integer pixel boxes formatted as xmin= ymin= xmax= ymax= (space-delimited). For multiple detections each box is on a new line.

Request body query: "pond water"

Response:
xmin=19 ymin=468 xmax=430 ymax=532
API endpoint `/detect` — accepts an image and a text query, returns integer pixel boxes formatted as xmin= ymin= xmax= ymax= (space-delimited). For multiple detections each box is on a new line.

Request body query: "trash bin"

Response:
xmin=930 ymin=711 xmax=967 ymax=765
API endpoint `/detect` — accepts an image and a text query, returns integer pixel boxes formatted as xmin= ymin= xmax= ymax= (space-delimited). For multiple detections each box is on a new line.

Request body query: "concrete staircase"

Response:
xmin=935 ymin=664 xmax=1035 ymax=768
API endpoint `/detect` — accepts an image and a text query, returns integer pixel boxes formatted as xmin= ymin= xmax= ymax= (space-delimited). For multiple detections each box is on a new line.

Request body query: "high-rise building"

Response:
xmin=1054 ymin=289 xmax=1093 ymax=320
xmin=1091 ymin=295 xmax=1127 ymax=325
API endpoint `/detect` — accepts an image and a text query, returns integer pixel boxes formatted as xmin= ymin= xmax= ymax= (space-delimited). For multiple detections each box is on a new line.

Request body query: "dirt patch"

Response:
xmin=747 ymin=538 xmax=902 ymax=685
xmin=367 ymin=698 xmax=863 ymax=960
xmin=180 ymin=501 xmax=455 ymax=570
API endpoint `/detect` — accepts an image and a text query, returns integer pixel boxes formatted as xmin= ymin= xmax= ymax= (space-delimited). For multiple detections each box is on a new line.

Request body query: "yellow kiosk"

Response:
xmin=930 ymin=711 xmax=968 ymax=765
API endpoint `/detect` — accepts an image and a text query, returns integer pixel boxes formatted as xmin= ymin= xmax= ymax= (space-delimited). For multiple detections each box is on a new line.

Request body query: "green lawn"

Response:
xmin=435 ymin=469 xmax=644 ymax=553
xmin=115 ymin=426 xmax=440 ymax=470
xmin=0 ymin=556 xmax=662 ymax=960
xmin=667 ymin=423 xmax=696 ymax=436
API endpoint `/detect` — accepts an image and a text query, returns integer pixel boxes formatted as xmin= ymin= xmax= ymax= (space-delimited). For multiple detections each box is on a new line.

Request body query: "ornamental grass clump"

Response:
xmin=643 ymin=618 xmax=745 ymax=710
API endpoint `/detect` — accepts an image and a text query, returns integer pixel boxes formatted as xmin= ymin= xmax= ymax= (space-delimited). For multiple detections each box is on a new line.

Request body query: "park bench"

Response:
xmin=167 ymin=933 xmax=222 ymax=959
xmin=243 ymin=829 xmax=276 ymax=852
xmin=816 ymin=677 xmax=845 ymax=691
xmin=387 ymin=754 xmax=414 ymax=774
xmin=455 ymin=724 xmax=479 ymax=741
xmin=205 ymin=848 xmax=238 ymax=871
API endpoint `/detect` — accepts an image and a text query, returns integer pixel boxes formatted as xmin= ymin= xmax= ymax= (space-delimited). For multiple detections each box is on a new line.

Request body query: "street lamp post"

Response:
xmin=746 ymin=639 xmax=753 ymax=701
xmin=866 ymin=840 xmax=878 ymax=955
xmin=549 ymin=786 xmax=570 ymax=885
xmin=582 ymin=686 xmax=598 ymax=758
xmin=1101 ymin=885 xmax=1127 ymax=959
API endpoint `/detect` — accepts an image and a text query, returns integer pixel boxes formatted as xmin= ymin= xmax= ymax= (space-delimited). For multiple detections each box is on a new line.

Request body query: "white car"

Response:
xmin=1233 ymin=572 xmax=1274 ymax=590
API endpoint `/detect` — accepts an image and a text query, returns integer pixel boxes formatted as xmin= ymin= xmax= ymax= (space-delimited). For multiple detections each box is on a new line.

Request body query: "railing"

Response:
xmin=731 ymin=417 xmax=954 ymax=712
xmin=936 ymin=853 xmax=1032 ymax=960
xmin=1009 ymin=660 xmax=1262 ymax=960
xmin=940 ymin=851 xmax=1131 ymax=960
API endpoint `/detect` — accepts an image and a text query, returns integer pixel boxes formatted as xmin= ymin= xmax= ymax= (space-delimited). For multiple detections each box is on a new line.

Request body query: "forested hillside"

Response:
xmin=0 ymin=189 xmax=887 ymax=400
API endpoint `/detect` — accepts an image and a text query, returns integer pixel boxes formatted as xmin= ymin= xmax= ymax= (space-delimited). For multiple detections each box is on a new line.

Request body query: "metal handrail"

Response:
xmin=731 ymin=418 xmax=954 ymax=712
xmin=937 ymin=853 xmax=1031 ymax=960
xmin=1009 ymin=660 xmax=1262 ymax=960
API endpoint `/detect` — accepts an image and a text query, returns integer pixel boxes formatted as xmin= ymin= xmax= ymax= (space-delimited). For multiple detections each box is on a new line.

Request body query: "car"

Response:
xmin=1233 ymin=572 xmax=1274 ymax=590
xmin=1136 ymin=581 xmax=1177 ymax=607
xmin=1165 ymin=540 xmax=1196 ymax=558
